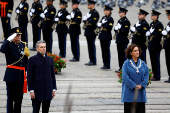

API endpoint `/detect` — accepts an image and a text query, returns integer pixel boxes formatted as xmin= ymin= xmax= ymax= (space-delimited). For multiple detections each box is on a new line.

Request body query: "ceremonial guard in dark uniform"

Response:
xmin=83 ymin=0 xmax=99 ymax=65
xmin=0 ymin=0 xmax=14 ymax=41
xmin=114 ymin=7 xmax=130 ymax=72
xmin=131 ymin=9 xmax=149 ymax=63
xmin=161 ymin=10 xmax=170 ymax=83
xmin=0 ymin=27 xmax=30 ymax=113
xmin=40 ymin=0 xmax=56 ymax=53
xmin=15 ymin=0 xmax=29 ymax=44
xmin=97 ymin=5 xmax=114 ymax=69
xmin=67 ymin=0 xmax=82 ymax=61
xmin=146 ymin=10 xmax=164 ymax=81
xmin=54 ymin=0 xmax=68 ymax=58
xmin=29 ymin=0 xmax=43 ymax=51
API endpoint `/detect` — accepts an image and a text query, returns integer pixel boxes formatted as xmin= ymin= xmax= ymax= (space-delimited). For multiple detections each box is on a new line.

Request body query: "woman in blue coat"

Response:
xmin=121 ymin=44 xmax=149 ymax=113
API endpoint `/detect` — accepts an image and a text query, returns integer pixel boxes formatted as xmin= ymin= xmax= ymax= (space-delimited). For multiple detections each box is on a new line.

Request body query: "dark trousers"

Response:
xmin=140 ymin=49 xmax=147 ymax=63
xmin=1 ymin=17 xmax=11 ymax=39
xmin=32 ymin=99 xmax=51 ymax=113
xmin=43 ymin=29 xmax=53 ymax=53
xmin=100 ymin=40 xmax=111 ymax=68
xmin=57 ymin=32 xmax=67 ymax=57
xmin=19 ymin=23 xmax=28 ymax=44
xmin=70 ymin=34 xmax=80 ymax=60
xmin=124 ymin=102 xmax=145 ymax=113
xmin=149 ymin=50 xmax=161 ymax=80
xmin=6 ymin=82 xmax=23 ymax=113
xmin=165 ymin=49 xmax=170 ymax=77
xmin=32 ymin=24 xmax=41 ymax=48
xmin=116 ymin=43 xmax=127 ymax=69
xmin=86 ymin=36 xmax=96 ymax=63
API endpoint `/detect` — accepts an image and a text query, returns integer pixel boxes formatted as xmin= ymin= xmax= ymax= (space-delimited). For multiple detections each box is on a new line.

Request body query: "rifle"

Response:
xmin=113 ymin=30 xmax=119 ymax=40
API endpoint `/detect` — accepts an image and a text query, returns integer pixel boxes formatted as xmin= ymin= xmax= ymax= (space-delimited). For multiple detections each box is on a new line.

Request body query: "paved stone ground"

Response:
xmin=0 ymin=0 xmax=170 ymax=113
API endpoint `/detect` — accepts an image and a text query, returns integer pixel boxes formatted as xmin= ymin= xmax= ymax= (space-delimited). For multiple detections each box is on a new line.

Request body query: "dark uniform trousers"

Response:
xmin=124 ymin=102 xmax=145 ymax=113
xmin=70 ymin=35 xmax=80 ymax=60
xmin=117 ymin=43 xmax=127 ymax=69
xmin=1 ymin=17 xmax=11 ymax=39
xmin=165 ymin=49 xmax=170 ymax=77
xmin=32 ymin=99 xmax=51 ymax=113
xmin=32 ymin=24 xmax=41 ymax=48
xmin=100 ymin=40 xmax=111 ymax=68
xmin=140 ymin=49 xmax=146 ymax=63
xmin=43 ymin=29 xmax=53 ymax=53
xmin=86 ymin=36 xmax=96 ymax=63
xmin=57 ymin=33 xmax=67 ymax=57
xmin=19 ymin=23 xmax=28 ymax=43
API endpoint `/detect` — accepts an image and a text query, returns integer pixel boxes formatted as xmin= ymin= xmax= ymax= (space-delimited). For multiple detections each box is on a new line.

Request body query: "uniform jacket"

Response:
xmin=0 ymin=40 xmax=28 ymax=84
xmin=84 ymin=8 xmax=99 ymax=37
xmin=30 ymin=1 xmax=42 ymax=25
xmin=98 ymin=15 xmax=114 ymax=40
xmin=0 ymin=0 xmax=14 ymax=17
xmin=16 ymin=1 xmax=29 ymax=23
xmin=163 ymin=21 xmax=170 ymax=49
xmin=55 ymin=8 xmax=69 ymax=33
xmin=68 ymin=8 xmax=82 ymax=35
xmin=27 ymin=52 xmax=57 ymax=100
xmin=115 ymin=16 xmax=130 ymax=44
xmin=41 ymin=4 xmax=56 ymax=30
xmin=148 ymin=20 xmax=164 ymax=51
xmin=121 ymin=58 xmax=149 ymax=102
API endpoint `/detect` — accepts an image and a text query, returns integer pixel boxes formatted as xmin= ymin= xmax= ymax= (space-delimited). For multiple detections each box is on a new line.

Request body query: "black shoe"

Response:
xmin=115 ymin=69 xmax=121 ymax=73
xmin=151 ymin=78 xmax=160 ymax=81
xmin=101 ymin=66 xmax=110 ymax=69
xmin=85 ymin=61 xmax=96 ymax=66
xmin=69 ymin=58 xmax=79 ymax=62
xmin=164 ymin=78 xmax=170 ymax=83
xmin=30 ymin=48 xmax=36 ymax=51
xmin=59 ymin=55 xmax=66 ymax=58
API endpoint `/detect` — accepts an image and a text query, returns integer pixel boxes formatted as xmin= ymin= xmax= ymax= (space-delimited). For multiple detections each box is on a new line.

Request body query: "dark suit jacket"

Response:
xmin=27 ymin=52 xmax=57 ymax=100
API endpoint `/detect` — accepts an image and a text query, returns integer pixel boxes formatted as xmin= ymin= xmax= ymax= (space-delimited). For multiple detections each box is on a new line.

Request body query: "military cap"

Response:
xmin=87 ymin=0 xmax=96 ymax=5
xmin=104 ymin=4 xmax=113 ymax=11
xmin=10 ymin=27 xmax=22 ymax=35
xmin=72 ymin=0 xmax=80 ymax=5
xmin=138 ymin=9 xmax=149 ymax=16
xmin=151 ymin=10 xmax=161 ymax=16
xmin=59 ymin=0 xmax=67 ymax=5
xmin=165 ymin=10 xmax=170 ymax=15
xmin=119 ymin=7 xmax=128 ymax=13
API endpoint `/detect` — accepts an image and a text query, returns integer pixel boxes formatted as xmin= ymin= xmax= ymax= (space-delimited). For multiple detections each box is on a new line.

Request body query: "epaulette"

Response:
xmin=21 ymin=41 xmax=27 ymax=45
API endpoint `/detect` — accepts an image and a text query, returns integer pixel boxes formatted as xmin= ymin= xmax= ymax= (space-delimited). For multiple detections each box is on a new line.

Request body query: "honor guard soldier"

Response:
xmin=66 ymin=0 xmax=82 ymax=61
xmin=146 ymin=10 xmax=163 ymax=81
xmin=15 ymin=0 xmax=29 ymax=44
xmin=40 ymin=0 xmax=56 ymax=53
xmin=97 ymin=4 xmax=114 ymax=69
xmin=83 ymin=0 xmax=99 ymax=66
xmin=54 ymin=0 xmax=68 ymax=58
xmin=0 ymin=27 xmax=30 ymax=113
xmin=0 ymin=0 xmax=14 ymax=41
xmin=131 ymin=9 xmax=149 ymax=63
xmin=29 ymin=0 xmax=43 ymax=51
xmin=161 ymin=10 xmax=170 ymax=83
xmin=114 ymin=7 xmax=130 ymax=72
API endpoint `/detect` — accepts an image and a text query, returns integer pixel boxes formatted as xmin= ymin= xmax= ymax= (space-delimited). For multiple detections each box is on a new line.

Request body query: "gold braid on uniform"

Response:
xmin=21 ymin=41 xmax=30 ymax=57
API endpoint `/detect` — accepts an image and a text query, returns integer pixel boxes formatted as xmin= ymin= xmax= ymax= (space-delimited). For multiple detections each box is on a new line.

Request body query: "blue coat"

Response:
xmin=27 ymin=52 xmax=57 ymax=100
xmin=121 ymin=58 xmax=149 ymax=102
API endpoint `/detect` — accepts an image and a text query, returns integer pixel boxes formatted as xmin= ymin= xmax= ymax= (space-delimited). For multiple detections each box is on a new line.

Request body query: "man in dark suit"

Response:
xmin=27 ymin=40 xmax=57 ymax=113
xmin=0 ymin=27 xmax=30 ymax=113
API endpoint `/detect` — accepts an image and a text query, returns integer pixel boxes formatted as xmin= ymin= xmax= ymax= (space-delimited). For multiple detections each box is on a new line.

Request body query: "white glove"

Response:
xmin=7 ymin=13 xmax=11 ymax=18
xmin=102 ymin=19 xmax=107 ymax=24
xmin=16 ymin=9 xmax=20 ymax=14
xmin=71 ymin=12 xmax=75 ymax=18
xmin=83 ymin=16 xmax=87 ymax=21
xmin=19 ymin=3 xmax=24 ymax=9
xmin=58 ymin=12 xmax=63 ymax=17
xmin=40 ymin=13 xmax=45 ymax=18
xmin=97 ymin=23 xmax=102 ymax=27
xmin=7 ymin=33 xmax=17 ymax=41
xmin=162 ymin=30 xmax=167 ymax=36
xmin=146 ymin=31 xmax=151 ymax=37
xmin=131 ymin=27 xmax=136 ymax=32
xmin=29 ymin=12 xmax=33 ymax=17
xmin=117 ymin=23 xmax=121 ymax=29
xmin=86 ymin=13 xmax=91 ymax=19
xmin=135 ymin=22 xmax=141 ymax=27
xmin=31 ymin=8 xmax=35 ymax=13
xmin=44 ymin=9 xmax=48 ymax=14
xmin=54 ymin=18 xmax=59 ymax=22
xmin=166 ymin=25 xmax=170 ymax=32
xmin=150 ymin=27 xmax=155 ymax=33
xmin=66 ymin=15 xmax=71 ymax=20
xmin=114 ymin=26 xmax=118 ymax=31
